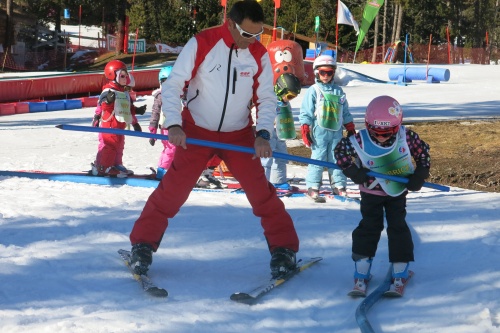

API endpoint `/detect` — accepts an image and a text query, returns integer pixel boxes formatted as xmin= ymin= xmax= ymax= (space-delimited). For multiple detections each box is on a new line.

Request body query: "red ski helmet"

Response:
xmin=104 ymin=60 xmax=128 ymax=81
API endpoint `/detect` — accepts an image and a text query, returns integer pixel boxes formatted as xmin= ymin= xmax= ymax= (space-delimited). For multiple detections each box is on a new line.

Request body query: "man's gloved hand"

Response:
xmin=92 ymin=115 xmax=100 ymax=127
xmin=345 ymin=122 xmax=356 ymax=137
xmin=301 ymin=124 xmax=314 ymax=147
xmin=135 ymin=105 xmax=147 ymax=115
xmin=343 ymin=164 xmax=370 ymax=184
xmin=106 ymin=91 xmax=115 ymax=104
xmin=407 ymin=166 xmax=430 ymax=191
xmin=132 ymin=123 xmax=142 ymax=132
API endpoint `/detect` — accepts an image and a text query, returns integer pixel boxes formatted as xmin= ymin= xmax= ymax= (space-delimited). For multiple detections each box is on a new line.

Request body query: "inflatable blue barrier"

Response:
xmin=46 ymin=100 xmax=66 ymax=111
xmin=305 ymin=49 xmax=336 ymax=60
xmin=388 ymin=67 xmax=450 ymax=83
xmin=64 ymin=99 xmax=83 ymax=110
xmin=28 ymin=102 xmax=47 ymax=112
xmin=26 ymin=99 xmax=83 ymax=113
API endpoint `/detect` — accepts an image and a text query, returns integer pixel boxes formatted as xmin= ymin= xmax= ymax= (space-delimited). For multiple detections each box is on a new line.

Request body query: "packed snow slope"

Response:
xmin=0 ymin=64 xmax=499 ymax=333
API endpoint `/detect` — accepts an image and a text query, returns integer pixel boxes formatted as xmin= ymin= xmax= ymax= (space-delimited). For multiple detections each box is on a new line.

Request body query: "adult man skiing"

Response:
xmin=128 ymin=0 xmax=299 ymax=279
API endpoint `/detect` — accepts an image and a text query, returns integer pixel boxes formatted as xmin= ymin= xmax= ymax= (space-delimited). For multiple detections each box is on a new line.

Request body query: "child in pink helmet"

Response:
xmin=334 ymin=95 xmax=431 ymax=296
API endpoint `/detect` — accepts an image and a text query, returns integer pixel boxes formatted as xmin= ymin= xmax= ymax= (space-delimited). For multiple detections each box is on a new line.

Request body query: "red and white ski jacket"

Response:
xmin=161 ymin=22 xmax=276 ymax=134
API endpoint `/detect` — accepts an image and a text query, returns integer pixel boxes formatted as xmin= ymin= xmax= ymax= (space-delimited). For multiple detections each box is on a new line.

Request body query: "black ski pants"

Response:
xmin=352 ymin=191 xmax=414 ymax=263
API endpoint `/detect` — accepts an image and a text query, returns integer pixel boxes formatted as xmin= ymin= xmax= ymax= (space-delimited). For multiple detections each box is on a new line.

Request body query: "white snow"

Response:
xmin=0 ymin=63 xmax=499 ymax=333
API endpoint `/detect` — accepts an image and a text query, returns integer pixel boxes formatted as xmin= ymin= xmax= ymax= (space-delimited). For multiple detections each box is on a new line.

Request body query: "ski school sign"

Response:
xmin=106 ymin=34 xmax=146 ymax=53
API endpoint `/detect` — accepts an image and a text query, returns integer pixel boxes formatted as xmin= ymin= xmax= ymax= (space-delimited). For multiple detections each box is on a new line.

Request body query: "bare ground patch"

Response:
xmin=288 ymin=120 xmax=500 ymax=193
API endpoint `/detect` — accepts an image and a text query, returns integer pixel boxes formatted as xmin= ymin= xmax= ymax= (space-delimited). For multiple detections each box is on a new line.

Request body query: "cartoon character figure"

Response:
xmin=267 ymin=40 xmax=305 ymax=84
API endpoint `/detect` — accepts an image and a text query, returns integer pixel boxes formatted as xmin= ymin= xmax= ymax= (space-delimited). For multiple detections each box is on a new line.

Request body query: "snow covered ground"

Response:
xmin=0 ymin=63 xmax=499 ymax=333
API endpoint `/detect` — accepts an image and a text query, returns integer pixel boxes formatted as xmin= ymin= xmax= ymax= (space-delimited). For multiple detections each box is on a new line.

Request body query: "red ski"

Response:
xmin=384 ymin=270 xmax=414 ymax=297
xmin=348 ymin=275 xmax=372 ymax=297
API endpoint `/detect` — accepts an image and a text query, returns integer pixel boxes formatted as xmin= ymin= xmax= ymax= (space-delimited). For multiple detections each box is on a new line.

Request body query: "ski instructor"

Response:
xmin=128 ymin=0 xmax=299 ymax=279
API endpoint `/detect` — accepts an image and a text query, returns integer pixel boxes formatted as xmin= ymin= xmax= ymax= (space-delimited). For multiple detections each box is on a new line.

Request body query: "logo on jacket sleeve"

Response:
xmin=240 ymin=71 xmax=251 ymax=77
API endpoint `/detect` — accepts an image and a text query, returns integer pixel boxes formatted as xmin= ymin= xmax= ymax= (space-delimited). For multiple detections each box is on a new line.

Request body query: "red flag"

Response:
xmin=221 ymin=0 xmax=226 ymax=6
xmin=275 ymin=0 xmax=281 ymax=9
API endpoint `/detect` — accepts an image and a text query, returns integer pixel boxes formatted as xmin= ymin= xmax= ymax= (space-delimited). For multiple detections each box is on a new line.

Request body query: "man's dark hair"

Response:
xmin=228 ymin=0 xmax=265 ymax=24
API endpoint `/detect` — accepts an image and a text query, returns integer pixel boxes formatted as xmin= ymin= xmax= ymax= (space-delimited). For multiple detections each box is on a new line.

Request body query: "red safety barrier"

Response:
xmin=0 ymin=67 xmax=161 ymax=103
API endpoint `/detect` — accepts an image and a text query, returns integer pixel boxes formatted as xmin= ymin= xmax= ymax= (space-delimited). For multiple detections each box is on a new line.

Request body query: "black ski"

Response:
xmin=230 ymin=257 xmax=323 ymax=304
xmin=118 ymin=249 xmax=168 ymax=298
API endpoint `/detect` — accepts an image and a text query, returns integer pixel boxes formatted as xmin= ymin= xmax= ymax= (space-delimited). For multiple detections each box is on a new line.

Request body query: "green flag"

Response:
xmin=315 ymin=16 xmax=320 ymax=32
xmin=355 ymin=0 xmax=384 ymax=53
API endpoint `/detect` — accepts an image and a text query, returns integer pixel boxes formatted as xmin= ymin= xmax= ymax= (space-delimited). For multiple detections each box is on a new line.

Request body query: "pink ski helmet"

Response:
xmin=365 ymin=96 xmax=403 ymax=137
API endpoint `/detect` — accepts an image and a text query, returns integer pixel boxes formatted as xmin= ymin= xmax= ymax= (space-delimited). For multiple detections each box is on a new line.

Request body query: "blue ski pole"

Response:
xmin=56 ymin=124 xmax=450 ymax=192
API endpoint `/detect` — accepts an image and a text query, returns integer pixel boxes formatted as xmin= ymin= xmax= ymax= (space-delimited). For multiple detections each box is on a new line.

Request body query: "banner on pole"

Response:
xmin=337 ymin=1 xmax=359 ymax=35
xmin=355 ymin=0 xmax=384 ymax=53
xmin=315 ymin=16 xmax=320 ymax=32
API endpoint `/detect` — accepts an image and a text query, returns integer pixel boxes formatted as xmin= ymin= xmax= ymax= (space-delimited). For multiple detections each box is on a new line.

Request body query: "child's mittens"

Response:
xmin=343 ymin=165 xmax=370 ymax=185
xmin=301 ymin=124 xmax=314 ymax=147
xmin=148 ymin=127 xmax=157 ymax=146
xmin=135 ymin=105 xmax=147 ymax=115
xmin=406 ymin=166 xmax=430 ymax=191
xmin=92 ymin=115 xmax=100 ymax=127
xmin=132 ymin=123 xmax=142 ymax=132
xmin=344 ymin=122 xmax=356 ymax=137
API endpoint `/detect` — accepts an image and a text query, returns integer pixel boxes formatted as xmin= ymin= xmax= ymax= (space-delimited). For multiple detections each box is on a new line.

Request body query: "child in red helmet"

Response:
xmin=334 ymin=95 xmax=431 ymax=297
xmin=91 ymin=60 xmax=146 ymax=177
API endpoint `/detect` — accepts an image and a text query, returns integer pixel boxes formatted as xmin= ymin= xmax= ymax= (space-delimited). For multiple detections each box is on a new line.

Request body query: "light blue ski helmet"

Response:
xmin=158 ymin=66 xmax=172 ymax=82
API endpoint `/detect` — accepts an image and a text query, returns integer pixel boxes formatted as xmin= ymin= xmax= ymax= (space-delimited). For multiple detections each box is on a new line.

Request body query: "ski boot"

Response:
xmin=270 ymin=247 xmax=296 ymax=278
xmin=130 ymin=243 xmax=154 ymax=275
xmin=348 ymin=257 xmax=372 ymax=297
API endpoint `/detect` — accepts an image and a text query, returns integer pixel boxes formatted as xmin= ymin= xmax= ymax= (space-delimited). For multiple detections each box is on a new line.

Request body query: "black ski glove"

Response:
xmin=343 ymin=165 xmax=370 ymax=185
xmin=132 ymin=123 xmax=142 ymax=132
xmin=106 ymin=91 xmax=115 ymax=104
xmin=407 ymin=166 xmax=430 ymax=191
xmin=135 ymin=105 xmax=147 ymax=115
xmin=92 ymin=115 xmax=100 ymax=127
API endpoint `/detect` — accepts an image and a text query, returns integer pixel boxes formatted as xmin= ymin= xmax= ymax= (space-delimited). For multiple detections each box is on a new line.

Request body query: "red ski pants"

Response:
xmin=130 ymin=123 xmax=299 ymax=253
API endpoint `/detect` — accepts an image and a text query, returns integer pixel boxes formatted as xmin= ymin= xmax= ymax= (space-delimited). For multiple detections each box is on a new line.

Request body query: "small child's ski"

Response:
xmin=118 ymin=249 xmax=168 ymax=298
xmin=230 ymin=257 xmax=323 ymax=304
xmin=347 ymin=275 xmax=372 ymax=297
xmin=328 ymin=194 xmax=361 ymax=204
xmin=287 ymin=177 xmax=305 ymax=184
xmin=305 ymin=193 xmax=327 ymax=203
xmin=384 ymin=270 xmax=414 ymax=297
